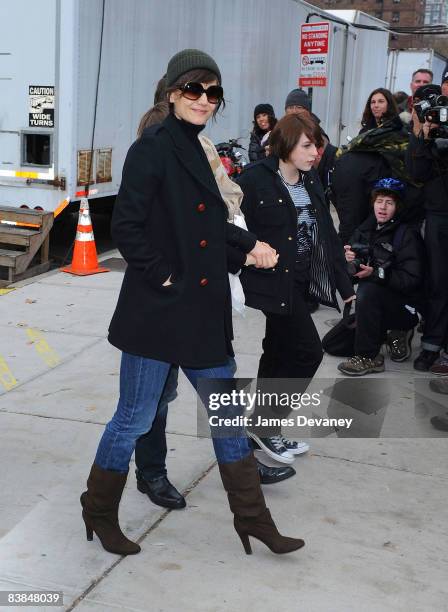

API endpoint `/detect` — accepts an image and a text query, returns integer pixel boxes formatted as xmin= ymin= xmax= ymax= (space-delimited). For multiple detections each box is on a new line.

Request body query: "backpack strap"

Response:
xmin=392 ymin=223 xmax=407 ymax=251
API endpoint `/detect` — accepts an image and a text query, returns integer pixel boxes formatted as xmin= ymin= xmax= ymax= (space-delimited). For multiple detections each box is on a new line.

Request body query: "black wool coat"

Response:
xmin=237 ymin=156 xmax=353 ymax=315
xmin=108 ymin=114 xmax=256 ymax=368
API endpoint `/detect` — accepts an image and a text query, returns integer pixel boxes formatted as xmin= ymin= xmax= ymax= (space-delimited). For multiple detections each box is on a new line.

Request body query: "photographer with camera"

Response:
xmin=338 ymin=179 xmax=424 ymax=376
xmin=406 ymin=84 xmax=448 ymax=374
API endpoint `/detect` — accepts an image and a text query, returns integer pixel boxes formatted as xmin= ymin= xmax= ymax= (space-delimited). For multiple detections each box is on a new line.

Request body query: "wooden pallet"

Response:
xmin=0 ymin=206 xmax=53 ymax=286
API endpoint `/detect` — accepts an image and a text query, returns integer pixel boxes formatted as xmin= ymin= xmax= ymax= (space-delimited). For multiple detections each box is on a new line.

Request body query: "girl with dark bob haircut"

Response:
xmin=269 ymin=113 xmax=320 ymax=160
xmin=238 ymin=113 xmax=355 ymax=465
xmin=360 ymin=87 xmax=399 ymax=133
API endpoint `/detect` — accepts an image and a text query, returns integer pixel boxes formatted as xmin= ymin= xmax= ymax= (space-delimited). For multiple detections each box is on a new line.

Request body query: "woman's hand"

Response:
xmin=245 ymin=253 xmax=257 ymax=266
xmin=162 ymin=275 xmax=172 ymax=287
xmin=344 ymin=245 xmax=355 ymax=262
xmin=354 ymin=264 xmax=373 ymax=279
xmin=249 ymin=241 xmax=279 ymax=269
xmin=343 ymin=294 xmax=356 ymax=304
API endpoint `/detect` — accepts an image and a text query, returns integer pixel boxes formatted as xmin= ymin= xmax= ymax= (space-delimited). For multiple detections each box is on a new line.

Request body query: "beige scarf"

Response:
xmin=199 ymin=135 xmax=243 ymax=221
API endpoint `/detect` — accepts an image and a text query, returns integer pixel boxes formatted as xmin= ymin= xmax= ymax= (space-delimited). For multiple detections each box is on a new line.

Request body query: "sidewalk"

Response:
xmin=0 ymin=251 xmax=447 ymax=612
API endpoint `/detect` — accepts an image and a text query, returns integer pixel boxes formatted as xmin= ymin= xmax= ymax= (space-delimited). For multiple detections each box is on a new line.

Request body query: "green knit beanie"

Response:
xmin=166 ymin=49 xmax=221 ymax=87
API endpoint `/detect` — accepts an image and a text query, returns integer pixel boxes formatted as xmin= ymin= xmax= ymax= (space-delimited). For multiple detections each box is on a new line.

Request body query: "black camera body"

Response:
xmin=347 ymin=243 xmax=370 ymax=275
xmin=414 ymin=91 xmax=448 ymax=140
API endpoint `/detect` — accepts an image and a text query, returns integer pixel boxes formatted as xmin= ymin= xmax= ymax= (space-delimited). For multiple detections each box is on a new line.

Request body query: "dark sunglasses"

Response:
xmin=180 ymin=82 xmax=224 ymax=105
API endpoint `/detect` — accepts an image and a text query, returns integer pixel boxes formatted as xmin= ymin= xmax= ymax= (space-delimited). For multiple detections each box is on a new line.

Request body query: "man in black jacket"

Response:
xmin=338 ymin=179 xmax=424 ymax=376
xmin=406 ymin=85 xmax=448 ymax=373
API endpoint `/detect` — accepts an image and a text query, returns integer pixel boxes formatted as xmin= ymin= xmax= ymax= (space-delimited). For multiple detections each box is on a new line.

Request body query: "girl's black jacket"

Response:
xmin=237 ymin=156 xmax=353 ymax=315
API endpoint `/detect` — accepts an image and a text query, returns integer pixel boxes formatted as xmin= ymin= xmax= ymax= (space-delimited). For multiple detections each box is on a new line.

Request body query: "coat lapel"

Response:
xmin=163 ymin=115 xmax=225 ymax=206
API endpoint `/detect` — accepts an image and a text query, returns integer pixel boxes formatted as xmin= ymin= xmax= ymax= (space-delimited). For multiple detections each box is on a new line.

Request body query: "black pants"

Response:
xmin=421 ymin=213 xmax=448 ymax=352
xmin=252 ymin=270 xmax=323 ymax=434
xmin=134 ymin=365 xmax=179 ymax=480
xmin=355 ymin=282 xmax=418 ymax=358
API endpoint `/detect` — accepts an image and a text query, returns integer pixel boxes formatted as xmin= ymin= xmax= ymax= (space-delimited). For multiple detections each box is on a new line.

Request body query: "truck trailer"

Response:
xmin=0 ymin=0 xmax=390 ymax=214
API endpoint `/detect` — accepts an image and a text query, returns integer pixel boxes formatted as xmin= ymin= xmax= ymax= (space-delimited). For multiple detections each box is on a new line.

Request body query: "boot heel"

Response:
xmin=238 ymin=532 xmax=252 ymax=555
xmin=85 ymin=523 xmax=93 ymax=541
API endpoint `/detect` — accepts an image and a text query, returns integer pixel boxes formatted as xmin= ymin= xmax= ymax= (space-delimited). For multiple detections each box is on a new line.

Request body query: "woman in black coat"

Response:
xmin=248 ymin=103 xmax=277 ymax=161
xmin=238 ymin=113 xmax=355 ymax=461
xmin=80 ymin=49 xmax=304 ymax=558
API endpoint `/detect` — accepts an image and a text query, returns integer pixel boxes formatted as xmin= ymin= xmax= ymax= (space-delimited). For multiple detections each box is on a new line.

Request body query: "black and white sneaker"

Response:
xmin=281 ymin=437 xmax=310 ymax=455
xmin=247 ymin=432 xmax=294 ymax=464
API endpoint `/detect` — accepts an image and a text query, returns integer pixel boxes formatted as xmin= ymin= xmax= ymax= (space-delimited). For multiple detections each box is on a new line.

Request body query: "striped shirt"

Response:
xmin=278 ymin=171 xmax=316 ymax=259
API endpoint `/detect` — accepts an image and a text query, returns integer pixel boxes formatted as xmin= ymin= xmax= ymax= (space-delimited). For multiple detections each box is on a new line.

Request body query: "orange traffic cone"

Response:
xmin=61 ymin=198 xmax=109 ymax=276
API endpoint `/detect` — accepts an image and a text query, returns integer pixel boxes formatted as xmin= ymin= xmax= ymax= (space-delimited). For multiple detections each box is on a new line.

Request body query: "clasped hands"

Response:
xmin=246 ymin=241 xmax=279 ymax=268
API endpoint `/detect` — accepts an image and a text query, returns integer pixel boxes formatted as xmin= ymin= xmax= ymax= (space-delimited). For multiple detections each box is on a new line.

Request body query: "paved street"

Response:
xmin=0 ymin=251 xmax=447 ymax=612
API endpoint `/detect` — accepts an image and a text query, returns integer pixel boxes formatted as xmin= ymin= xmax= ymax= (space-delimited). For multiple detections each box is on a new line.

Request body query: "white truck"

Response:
xmin=386 ymin=48 xmax=447 ymax=93
xmin=0 ymin=0 xmax=390 ymax=214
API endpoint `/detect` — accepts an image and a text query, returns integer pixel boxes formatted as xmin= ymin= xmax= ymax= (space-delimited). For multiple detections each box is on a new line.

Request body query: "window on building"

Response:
xmin=393 ymin=0 xmax=400 ymax=4
xmin=392 ymin=11 xmax=400 ymax=21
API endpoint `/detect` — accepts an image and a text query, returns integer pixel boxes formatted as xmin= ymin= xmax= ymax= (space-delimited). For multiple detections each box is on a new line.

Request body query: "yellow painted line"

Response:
xmin=0 ymin=288 xmax=16 ymax=295
xmin=0 ymin=356 xmax=17 ymax=391
xmin=26 ymin=328 xmax=60 ymax=368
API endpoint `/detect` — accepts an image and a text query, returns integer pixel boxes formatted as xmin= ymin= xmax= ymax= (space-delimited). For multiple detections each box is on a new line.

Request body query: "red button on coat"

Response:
xmin=199 ymin=239 xmax=207 ymax=248
xmin=197 ymin=203 xmax=206 ymax=212
xmin=200 ymin=278 xmax=208 ymax=286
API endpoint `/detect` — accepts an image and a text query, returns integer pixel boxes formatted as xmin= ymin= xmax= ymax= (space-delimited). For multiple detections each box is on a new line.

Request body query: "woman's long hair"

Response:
xmin=361 ymin=88 xmax=398 ymax=129
xmin=137 ymin=102 xmax=169 ymax=137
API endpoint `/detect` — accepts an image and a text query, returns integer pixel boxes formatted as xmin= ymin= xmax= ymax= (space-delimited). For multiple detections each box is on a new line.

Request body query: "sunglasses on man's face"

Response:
xmin=180 ymin=82 xmax=224 ymax=105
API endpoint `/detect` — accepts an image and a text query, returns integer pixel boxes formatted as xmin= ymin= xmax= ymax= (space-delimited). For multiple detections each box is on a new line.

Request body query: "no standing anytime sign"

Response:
xmin=299 ymin=22 xmax=330 ymax=88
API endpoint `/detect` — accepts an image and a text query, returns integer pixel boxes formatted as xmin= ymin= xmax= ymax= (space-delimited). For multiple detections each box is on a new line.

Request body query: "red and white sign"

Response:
xmin=299 ymin=22 xmax=330 ymax=88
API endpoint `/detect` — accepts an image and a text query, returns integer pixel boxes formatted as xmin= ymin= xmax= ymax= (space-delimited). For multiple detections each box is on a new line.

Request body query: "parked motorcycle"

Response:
xmin=215 ymin=138 xmax=248 ymax=178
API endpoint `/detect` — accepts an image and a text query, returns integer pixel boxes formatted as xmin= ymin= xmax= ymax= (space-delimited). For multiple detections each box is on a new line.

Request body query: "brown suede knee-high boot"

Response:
xmin=80 ymin=464 xmax=141 ymax=555
xmin=219 ymin=453 xmax=305 ymax=555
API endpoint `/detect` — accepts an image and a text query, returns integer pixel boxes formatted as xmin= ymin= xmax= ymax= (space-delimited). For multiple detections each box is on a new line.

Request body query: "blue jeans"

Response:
xmin=95 ymin=353 xmax=250 ymax=473
xmin=134 ymin=358 xmax=237 ymax=479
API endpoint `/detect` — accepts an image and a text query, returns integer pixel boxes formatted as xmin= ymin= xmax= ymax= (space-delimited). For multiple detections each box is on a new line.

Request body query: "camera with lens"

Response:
xmin=413 ymin=85 xmax=448 ymax=140
xmin=347 ymin=243 xmax=370 ymax=276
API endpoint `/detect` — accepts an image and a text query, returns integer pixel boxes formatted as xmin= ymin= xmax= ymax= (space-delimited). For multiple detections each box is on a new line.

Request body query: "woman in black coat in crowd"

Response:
xmin=359 ymin=88 xmax=399 ymax=133
xmin=238 ymin=113 xmax=355 ymax=462
xmin=80 ymin=49 xmax=304 ymax=558
xmin=248 ymin=103 xmax=277 ymax=161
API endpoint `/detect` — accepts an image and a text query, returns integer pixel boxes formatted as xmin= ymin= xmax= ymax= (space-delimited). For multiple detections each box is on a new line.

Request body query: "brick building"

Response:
xmin=313 ymin=0 xmax=427 ymax=48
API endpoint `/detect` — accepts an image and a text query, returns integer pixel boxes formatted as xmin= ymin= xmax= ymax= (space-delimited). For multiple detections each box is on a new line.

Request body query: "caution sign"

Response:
xmin=29 ymin=86 xmax=55 ymax=127
xmin=299 ymin=23 xmax=330 ymax=88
